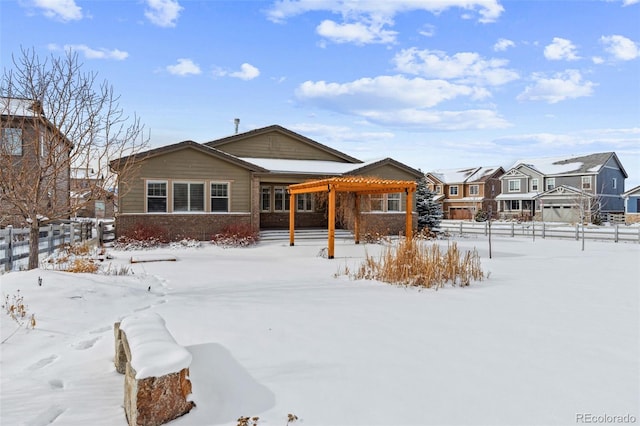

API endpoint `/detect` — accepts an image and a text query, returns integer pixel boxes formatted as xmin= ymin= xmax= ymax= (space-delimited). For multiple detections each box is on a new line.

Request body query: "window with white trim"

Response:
xmin=1 ymin=128 xmax=22 ymax=156
xmin=273 ymin=186 xmax=290 ymax=212
xmin=612 ymin=178 xmax=617 ymax=190
xmin=147 ymin=181 xmax=167 ymax=212
xmin=469 ymin=185 xmax=479 ymax=196
xmin=174 ymin=182 xmax=205 ymax=212
xmin=260 ymin=186 xmax=271 ymax=212
xmin=449 ymin=186 xmax=459 ymax=196
xmin=508 ymin=179 xmax=520 ymax=192
xmin=296 ymin=193 xmax=313 ymax=212
xmin=210 ymin=182 xmax=229 ymax=212
xmin=370 ymin=194 xmax=384 ymax=212
xmin=546 ymin=178 xmax=555 ymax=191
xmin=531 ymin=178 xmax=539 ymax=192
xmin=387 ymin=193 xmax=401 ymax=212
xmin=581 ymin=176 xmax=592 ymax=190
xmin=436 ymin=185 xmax=442 ymax=194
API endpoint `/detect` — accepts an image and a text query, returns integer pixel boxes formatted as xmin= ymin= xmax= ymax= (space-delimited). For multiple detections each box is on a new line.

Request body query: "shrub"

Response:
xmin=211 ymin=223 xmax=259 ymax=247
xmin=2 ymin=290 xmax=36 ymax=344
xmin=344 ymin=238 xmax=483 ymax=288
xmin=115 ymin=223 xmax=170 ymax=249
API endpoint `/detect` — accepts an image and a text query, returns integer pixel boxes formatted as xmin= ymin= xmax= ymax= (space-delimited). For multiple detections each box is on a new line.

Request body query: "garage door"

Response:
xmin=542 ymin=205 xmax=577 ymax=223
xmin=449 ymin=207 xmax=472 ymax=220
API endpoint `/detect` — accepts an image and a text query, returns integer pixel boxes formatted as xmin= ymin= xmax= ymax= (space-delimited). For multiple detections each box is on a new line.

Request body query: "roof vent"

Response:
xmin=234 ymin=118 xmax=240 ymax=134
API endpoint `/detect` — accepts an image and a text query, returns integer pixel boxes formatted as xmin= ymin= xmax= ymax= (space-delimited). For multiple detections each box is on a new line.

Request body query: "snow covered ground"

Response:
xmin=1 ymin=235 xmax=638 ymax=426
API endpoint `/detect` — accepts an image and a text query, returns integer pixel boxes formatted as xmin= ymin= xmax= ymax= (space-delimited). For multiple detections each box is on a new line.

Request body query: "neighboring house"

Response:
xmin=110 ymin=125 xmax=423 ymax=240
xmin=0 ymin=97 xmax=71 ymax=227
xmin=425 ymin=166 xmax=504 ymax=220
xmin=70 ymin=167 xmax=116 ymax=219
xmin=622 ymin=185 xmax=640 ymax=224
xmin=496 ymin=152 xmax=627 ymax=223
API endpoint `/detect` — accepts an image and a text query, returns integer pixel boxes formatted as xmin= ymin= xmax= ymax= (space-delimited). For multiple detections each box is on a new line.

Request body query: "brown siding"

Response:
xmin=215 ymin=131 xmax=352 ymax=161
xmin=118 ymin=147 xmax=253 ymax=214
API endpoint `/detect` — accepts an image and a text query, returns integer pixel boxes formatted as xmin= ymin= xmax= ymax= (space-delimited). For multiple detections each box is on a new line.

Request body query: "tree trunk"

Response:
xmin=29 ymin=223 xmax=40 ymax=270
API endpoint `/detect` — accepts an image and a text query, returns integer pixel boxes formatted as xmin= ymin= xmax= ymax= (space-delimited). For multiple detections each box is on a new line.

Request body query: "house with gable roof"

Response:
xmin=622 ymin=185 xmax=640 ymax=224
xmin=110 ymin=125 xmax=423 ymax=240
xmin=496 ymin=152 xmax=627 ymax=223
xmin=425 ymin=166 xmax=504 ymax=220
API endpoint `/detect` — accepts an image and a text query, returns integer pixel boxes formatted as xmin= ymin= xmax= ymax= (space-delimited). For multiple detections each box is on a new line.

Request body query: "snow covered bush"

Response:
xmin=211 ymin=223 xmax=259 ymax=247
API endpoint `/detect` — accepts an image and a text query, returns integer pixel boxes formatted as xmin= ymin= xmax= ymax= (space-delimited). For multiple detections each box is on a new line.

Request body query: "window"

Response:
xmin=387 ymin=193 xmax=401 ymax=212
xmin=147 ymin=181 xmax=167 ymax=212
xmin=449 ymin=186 xmax=459 ymax=196
xmin=546 ymin=178 xmax=555 ymax=191
xmin=211 ymin=182 xmax=229 ymax=212
xmin=582 ymin=176 xmax=592 ymax=190
xmin=469 ymin=185 xmax=479 ymax=196
xmin=273 ymin=186 xmax=290 ymax=212
xmin=507 ymin=200 xmax=520 ymax=210
xmin=436 ymin=185 xmax=442 ymax=194
xmin=260 ymin=186 xmax=271 ymax=212
xmin=370 ymin=194 xmax=384 ymax=211
xmin=1 ymin=128 xmax=22 ymax=155
xmin=174 ymin=182 xmax=204 ymax=212
xmin=296 ymin=193 xmax=313 ymax=212
xmin=508 ymin=179 xmax=521 ymax=192
xmin=612 ymin=178 xmax=617 ymax=190
xmin=531 ymin=178 xmax=539 ymax=192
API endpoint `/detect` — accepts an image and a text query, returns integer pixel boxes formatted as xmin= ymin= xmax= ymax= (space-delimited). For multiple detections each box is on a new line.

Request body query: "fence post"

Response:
xmin=459 ymin=222 xmax=463 ymax=236
xmin=542 ymin=222 xmax=545 ymax=239
xmin=48 ymin=224 xmax=54 ymax=254
xmin=614 ymin=224 xmax=618 ymax=243
xmin=6 ymin=228 xmax=13 ymax=272
xmin=511 ymin=222 xmax=515 ymax=237
xmin=575 ymin=224 xmax=579 ymax=240
xmin=484 ymin=221 xmax=488 ymax=236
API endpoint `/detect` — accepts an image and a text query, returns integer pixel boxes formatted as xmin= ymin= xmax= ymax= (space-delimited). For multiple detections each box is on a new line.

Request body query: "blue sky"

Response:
xmin=1 ymin=0 xmax=639 ymax=187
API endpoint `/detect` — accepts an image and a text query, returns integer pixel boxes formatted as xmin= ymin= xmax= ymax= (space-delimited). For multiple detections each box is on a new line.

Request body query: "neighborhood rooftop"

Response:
xmin=510 ymin=152 xmax=628 ymax=177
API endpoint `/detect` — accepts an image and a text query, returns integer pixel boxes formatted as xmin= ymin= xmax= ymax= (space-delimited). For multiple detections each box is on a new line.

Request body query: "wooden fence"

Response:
xmin=437 ymin=220 xmax=640 ymax=243
xmin=0 ymin=222 xmax=93 ymax=271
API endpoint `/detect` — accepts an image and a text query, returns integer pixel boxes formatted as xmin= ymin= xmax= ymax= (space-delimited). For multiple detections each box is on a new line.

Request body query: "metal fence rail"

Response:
xmin=0 ymin=222 xmax=93 ymax=271
xmin=437 ymin=220 xmax=640 ymax=243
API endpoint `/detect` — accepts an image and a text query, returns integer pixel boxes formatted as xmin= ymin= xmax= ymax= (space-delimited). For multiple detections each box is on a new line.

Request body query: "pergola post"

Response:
xmin=289 ymin=193 xmax=295 ymax=246
xmin=405 ymin=190 xmax=413 ymax=239
xmin=354 ymin=195 xmax=360 ymax=244
xmin=328 ymin=186 xmax=336 ymax=259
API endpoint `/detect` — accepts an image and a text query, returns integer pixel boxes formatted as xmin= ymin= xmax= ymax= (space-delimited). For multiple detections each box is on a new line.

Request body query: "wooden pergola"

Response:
xmin=288 ymin=177 xmax=417 ymax=259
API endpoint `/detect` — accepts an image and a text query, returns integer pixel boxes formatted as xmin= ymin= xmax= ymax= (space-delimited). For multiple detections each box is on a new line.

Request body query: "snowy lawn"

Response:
xmin=1 ymin=235 xmax=638 ymax=426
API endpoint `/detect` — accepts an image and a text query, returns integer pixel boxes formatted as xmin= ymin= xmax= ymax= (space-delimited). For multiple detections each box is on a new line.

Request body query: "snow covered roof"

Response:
xmin=510 ymin=152 xmax=616 ymax=176
xmin=1 ymin=97 xmax=43 ymax=117
xmin=239 ymin=157 xmax=386 ymax=175
xmin=429 ymin=166 xmax=502 ymax=184
xmin=495 ymin=192 xmax=539 ymax=200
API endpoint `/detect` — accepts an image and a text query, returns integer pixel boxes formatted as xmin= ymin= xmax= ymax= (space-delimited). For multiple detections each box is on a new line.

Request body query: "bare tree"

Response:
xmin=1 ymin=47 xmax=149 ymax=269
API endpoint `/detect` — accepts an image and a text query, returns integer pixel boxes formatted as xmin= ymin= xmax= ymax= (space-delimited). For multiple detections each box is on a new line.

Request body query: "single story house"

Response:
xmin=622 ymin=185 xmax=640 ymax=224
xmin=110 ymin=125 xmax=423 ymax=240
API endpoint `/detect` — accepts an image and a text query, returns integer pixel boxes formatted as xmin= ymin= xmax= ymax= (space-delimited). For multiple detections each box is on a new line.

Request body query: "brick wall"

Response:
xmin=116 ymin=214 xmax=252 ymax=241
xmin=360 ymin=213 xmax=417 ymax=236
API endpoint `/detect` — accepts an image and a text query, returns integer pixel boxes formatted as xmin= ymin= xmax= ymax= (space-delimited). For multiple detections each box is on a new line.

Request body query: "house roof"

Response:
xmin=1 ymin=97 xmax=44 ymax=117
xmin=622 ymin=185 xmax=640 ymax=198
xmin=109 ymin=140 xmax=269 ymax=172
xmin=427 ymin=166 xmax=503 ymax=184
xmin=205 ymin=125 xmax=362 ymax=164
xmin=509 ymin=152 xmax=628 ymax=178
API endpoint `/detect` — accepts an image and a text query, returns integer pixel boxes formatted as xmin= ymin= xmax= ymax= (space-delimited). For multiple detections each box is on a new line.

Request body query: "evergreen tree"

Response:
xmin=416 ymin=176 xmax=443 ymax=231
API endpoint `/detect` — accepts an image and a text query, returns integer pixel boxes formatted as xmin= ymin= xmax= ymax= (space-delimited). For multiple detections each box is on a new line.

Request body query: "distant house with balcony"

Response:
xmin=496 ymin=152 xmax=627 ymax=223
xmin=425 ymin=166 xmax=504 ymax=220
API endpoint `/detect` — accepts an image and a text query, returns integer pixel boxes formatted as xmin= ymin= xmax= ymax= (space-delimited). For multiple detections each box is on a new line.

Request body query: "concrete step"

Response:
xmin=259 ymin=228 xmax=353 ymax=241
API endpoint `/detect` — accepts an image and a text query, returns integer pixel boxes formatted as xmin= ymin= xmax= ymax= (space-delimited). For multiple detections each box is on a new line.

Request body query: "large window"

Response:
xmin=508 ymin=179 xmax=520 ymax=192
xmin=273 ymin=186 xmax=290 ymax=212
xmin=449 ymin=186 xmax=459 ymax=196
xmin=211 ymin=182 xmax=229 ymax=212
xmin=531 ymin=178 xmax=539 ymax=192
xmin=147 ymin=181 xmax=167 ymax=212
xmin=581 ymin=176 xmax=591 ymax=190
xmin=506 ymin=200 xmax=520 ymax=210
xmin=469 ymin=185 xmax=479 ymax=196
xmin=297 ymin=193 xmax=313 ymax=212
xmin=1 ymin=128 xmax=22 ymax=156
xmin=387 ymin=193 xmax=401 ymax=211
xmin=370 ymin=194 xmax=384 ymax=211
xmin=174 ymin=182 xmax=204 ymax=212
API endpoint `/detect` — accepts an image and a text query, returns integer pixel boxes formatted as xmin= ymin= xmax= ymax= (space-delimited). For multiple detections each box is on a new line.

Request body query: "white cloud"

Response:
xmin=393 ymin=48 xmax=519 ymax=86
xmin=517 ymin=70 xmax=595 ymax=104
xmin=166 ymin=58 xmax=201 ymax=76
xmin=53 ymin=44 xmax=128 ymax=60
xmin=316 ymin=19 xmax=397 ymax=45
xmin=230 ymin=63 xmax=260 ymax=80
xmin=622 ymin=0 xmax=640 ymax=5
xmin=33 ymin=0 xmax=83 ymax=21
xmin=419 ymin=24 xmax=436 ymax=37
xmin=600 ymin=35 xmax=639 ymax=61
xmin=493 ymin=38 xmax=515 ymax=52
xmin=544 ymin=37 xmax=580 ymax=61
xmin=144 ymin=0 xmax=183 ymax=27
xmin=359 ymin=108 xmax=511 ymax=130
